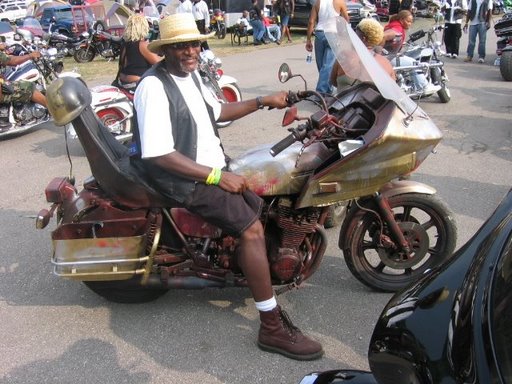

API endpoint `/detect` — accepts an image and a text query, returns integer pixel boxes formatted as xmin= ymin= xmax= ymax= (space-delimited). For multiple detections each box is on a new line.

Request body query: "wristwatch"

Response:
xmin=256 ymin=96 xmax=264 ymax=110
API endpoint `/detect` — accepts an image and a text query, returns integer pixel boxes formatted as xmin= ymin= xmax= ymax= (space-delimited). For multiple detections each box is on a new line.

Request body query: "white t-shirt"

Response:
xmin=134 ymin=71 xmax=225 ymax=169
xmin=468 ymin=0 xmax=492 ymax=25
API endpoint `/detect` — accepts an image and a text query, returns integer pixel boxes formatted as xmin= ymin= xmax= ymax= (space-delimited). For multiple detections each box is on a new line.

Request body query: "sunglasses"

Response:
xmin=169 ymin=40 xmax=202 ymax=50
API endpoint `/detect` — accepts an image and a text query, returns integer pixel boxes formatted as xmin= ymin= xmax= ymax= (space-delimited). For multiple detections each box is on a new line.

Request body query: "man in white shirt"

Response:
xmin=192 ymin=0 xmax=210 ymax=49
xmin=176 ymin=0 xmax=193 ymax=14
xmin=134 ymin=13 xmax=324 ymax=361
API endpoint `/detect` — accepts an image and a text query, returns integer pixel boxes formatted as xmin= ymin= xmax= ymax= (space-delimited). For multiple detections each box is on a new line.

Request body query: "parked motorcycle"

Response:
xmin=45 ymin=17 xmax=82 ymax=57
xmin=0 ymin=33 xmax=71 ymax=138
xmin=199 ymin=49 xmax=242 ymax=128
xmin=209 ymin=8 xmax=227 ymax=39
xmin=494 ymin=11 xmax=512 ymax=81
xmin=36 ymin=17 xmax=457 ymax=303
xmin=73 ymin=29 xmax=122 ymax=63
xmin=387 ymin=24 xmax=451 ymax=103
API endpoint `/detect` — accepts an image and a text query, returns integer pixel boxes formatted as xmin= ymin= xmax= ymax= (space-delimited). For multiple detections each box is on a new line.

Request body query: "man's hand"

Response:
xmin=29 ymin=51 xmax=41 ymax=60
xmin=260 ymin=91 xmax=290 ymax=109
xmin=217 ymin=171 xmax=249 ymax=194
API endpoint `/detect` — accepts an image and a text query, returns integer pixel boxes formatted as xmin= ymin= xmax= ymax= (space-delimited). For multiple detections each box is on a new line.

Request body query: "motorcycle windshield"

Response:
xmin=325 ymin=17 xmax=419 ymax=115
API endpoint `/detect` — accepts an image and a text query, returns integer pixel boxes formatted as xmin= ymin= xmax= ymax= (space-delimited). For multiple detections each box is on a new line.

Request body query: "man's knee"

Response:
xmin=241 ymin=220 xmax=264 ymax=241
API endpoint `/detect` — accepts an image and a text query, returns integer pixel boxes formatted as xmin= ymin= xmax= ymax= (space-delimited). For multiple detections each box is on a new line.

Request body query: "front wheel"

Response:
xmin=340 ymin=193 xmax=457 ymax=292
xmin=74 ymin=47 xmax=96 ymax=63
xmin=215 ymin=82 xmax=242 ymax=128
xmin=217 ymin=23 xmax=227 ymax=39
xmin=84 ymin=277 xmax=169 ymax=303
xmin=500 ymin=51 xmax=512 ymax=81
xmin=430 ymin=67 xmax=451 ymax=103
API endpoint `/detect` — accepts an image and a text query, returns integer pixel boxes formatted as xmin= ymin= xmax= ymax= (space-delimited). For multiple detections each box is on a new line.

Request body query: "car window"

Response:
xmin=491 ymin=231 xmax=512 ymax=383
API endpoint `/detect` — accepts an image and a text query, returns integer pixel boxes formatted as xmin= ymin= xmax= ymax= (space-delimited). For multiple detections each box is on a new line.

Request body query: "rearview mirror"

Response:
xmin=278 ymin=63 xmax=292 ymax=83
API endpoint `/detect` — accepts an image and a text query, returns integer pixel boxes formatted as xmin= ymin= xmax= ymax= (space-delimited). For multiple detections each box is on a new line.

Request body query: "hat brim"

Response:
xmin=148 ymin=31 xmax=215 ymax=53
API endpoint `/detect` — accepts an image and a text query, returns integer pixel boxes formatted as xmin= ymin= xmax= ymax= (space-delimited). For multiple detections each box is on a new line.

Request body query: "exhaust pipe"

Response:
xmin=145 ymin=275 xmax=227 ymax=289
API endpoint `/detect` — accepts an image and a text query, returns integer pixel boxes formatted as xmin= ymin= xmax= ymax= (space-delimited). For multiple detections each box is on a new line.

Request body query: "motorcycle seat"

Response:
xmin=71 ymin=105 xmax=177 ymax=209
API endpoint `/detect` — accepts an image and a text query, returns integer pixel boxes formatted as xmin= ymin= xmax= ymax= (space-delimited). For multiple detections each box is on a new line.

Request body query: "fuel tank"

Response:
xmin=228 ymin=141 xmax=333 ymax=197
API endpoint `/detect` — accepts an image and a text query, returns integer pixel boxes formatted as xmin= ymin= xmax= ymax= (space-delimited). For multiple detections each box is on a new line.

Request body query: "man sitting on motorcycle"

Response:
xmin=133 ymin=13 xmax=324 ymax=361
xmin=0 ymin=43 xmax=48 ymax=129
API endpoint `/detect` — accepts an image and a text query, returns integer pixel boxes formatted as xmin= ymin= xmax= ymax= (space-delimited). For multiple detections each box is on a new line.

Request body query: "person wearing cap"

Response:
xmin=330 ymin=18 xmax=395 ymax=93
xmin=132 ymin=12 xmax=324 ymax=361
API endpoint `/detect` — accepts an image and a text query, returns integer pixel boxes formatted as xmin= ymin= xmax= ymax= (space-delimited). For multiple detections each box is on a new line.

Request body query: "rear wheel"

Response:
xmin=95 ymin=108 xmax=132 ymax=141
xmin=84 ymin=277 xmax=169 ymax=303
xmin=341 ymin=193 xmax=457 ymax=292
xmin=74 ymin=47 xmax=95 ymax=63
xmin=500 ymin=51 xmax=512 ymax=81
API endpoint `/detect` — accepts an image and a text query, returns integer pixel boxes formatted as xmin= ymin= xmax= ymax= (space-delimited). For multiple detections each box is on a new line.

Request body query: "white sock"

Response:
xmin=255 ymin=296 xmax=277 ymax=312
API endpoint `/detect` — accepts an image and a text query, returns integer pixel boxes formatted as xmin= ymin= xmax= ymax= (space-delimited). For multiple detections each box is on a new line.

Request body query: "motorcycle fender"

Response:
xmin=94 ymin=102 xmax=133 ymax=117
xmin=218 ymin=74 xmax=238 ymax=86
xmin=378 ymin=179 xmax=437 ymax=198
xmin=337 ymin=180 xmax=436 ymax=249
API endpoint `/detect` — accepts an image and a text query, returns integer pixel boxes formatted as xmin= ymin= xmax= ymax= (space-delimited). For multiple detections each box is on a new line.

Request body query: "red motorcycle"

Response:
xmin=73 ymin=29 xmax=122 ymax=63
xmin=209 ymin=8 xmax=227 ymax=39
xmin=37 ymin=19 xmax=457 ymax=303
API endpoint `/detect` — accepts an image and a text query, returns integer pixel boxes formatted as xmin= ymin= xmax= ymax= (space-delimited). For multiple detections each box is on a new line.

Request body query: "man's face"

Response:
xmin=162 ymin=40 xmax=202 ymax=76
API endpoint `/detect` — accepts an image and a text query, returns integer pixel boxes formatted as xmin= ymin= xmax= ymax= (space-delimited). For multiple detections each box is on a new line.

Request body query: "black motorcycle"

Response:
xmin=73 ymin=29 xmax=122 ymax=63
xmin=494 ymin=11 xmax=512 ymax=81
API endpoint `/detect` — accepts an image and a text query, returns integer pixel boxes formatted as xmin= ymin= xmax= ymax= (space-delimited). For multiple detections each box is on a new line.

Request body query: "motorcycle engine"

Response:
xmin=13 ymin=103 xmax=47 ymax=124
xmin=267 ymin=198 xmax=320 ymax=283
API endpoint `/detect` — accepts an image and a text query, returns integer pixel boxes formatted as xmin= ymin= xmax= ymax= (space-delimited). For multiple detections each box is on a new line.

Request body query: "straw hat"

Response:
xmin=148 ymin=13 xmax=214 ymax=53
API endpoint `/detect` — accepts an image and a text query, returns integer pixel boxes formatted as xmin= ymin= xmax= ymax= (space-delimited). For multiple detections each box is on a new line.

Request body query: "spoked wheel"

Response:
xmin=74 ymin=47 xmax=95 ymax=63
xmin=84 ymin=277 xmax=169 ymax=303
xmin=341 ymin=193 xmax=457 ymax=292
xmin=96 ymin=108 xmax=132 ymax=140
xmin=215 ymin=82 xmax=242 ymax=128
xmin=431 ymin=67 xmax=451 ymax=103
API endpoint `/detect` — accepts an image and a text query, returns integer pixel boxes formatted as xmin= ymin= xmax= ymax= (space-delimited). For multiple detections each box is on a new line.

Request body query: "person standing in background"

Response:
xmin=192 ymin=0 xmax=210 ymax=50
xmin=274 ymin=0 xmax=295 ymax=43
xmin=463 ymin=0 xmax=492 ymax=63
xmin=306 ymin=0 xmax=349 ymax=94
xmin=441 ymin=0 xmax=468 ymax=58
xmin=176 ymin=0 xmax=193 ymax=14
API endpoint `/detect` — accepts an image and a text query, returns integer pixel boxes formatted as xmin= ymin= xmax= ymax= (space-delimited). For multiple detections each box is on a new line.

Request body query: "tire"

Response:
xmin=324 ymin=202 xmax=346 ymax=229
xmin=340 ymin=193 xmax=457 ymax=292
xmin=95 ymin=108 xmax=132 ymax=141
xmin=73 ymin=47 xmax=96 ymax=63
xmin=217 ymin=23 xmax=227 ymax=39
xmin=92 ymin=20 xmax=107 ymax=32
xmin=430 ymin=66 xmax=451 ymax=103
xmin=215 ymin=82 xmax=242 ymax=128
xmin=500 ymin=51 xmax=512 ymax=81
xmin=84 ymin=277 xmax=169 ymax=303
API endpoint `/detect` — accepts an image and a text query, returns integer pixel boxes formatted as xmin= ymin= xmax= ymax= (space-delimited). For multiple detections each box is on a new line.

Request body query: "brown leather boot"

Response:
xmin=258 ymin=306 xmax=324 ymax=360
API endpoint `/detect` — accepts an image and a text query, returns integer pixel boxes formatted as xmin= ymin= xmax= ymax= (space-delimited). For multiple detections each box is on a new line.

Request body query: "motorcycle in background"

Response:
xmin=45 ymin=17 xmax=81 ymax=57
xmin=73 ymin=29 xmax=122 ymax=63
xmin=209 ymin=8 xmax=227 ymax=39
xmin=36 ymin=18 xmax=457 ymax=303
xmin=387 ymin=24 xmax=451 ymax=103
xmin=199 ymin=49 xmax=242 ymax=128
xmin=0 ymin=31 xmax=74 ymax=138
xmin=494 ymin=11 xmax=512 ymax=81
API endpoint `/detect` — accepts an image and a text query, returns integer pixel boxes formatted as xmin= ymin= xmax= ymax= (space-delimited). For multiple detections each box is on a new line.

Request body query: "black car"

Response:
xmin=290 ymin=0 xmax=364 ymax=29
xmin=299 ymin=188 xmax=512 ymax=384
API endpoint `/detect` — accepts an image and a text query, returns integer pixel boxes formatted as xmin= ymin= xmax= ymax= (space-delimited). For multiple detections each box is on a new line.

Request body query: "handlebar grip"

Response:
xmin=269 ymin=133 xmax=297 ymax=157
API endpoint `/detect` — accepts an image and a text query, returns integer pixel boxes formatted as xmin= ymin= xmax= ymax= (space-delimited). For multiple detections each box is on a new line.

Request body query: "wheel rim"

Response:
xmin=351 ymin=198 xmax=452 ymax=286
xmin=96 ymin=109 xmax=125 ymax=133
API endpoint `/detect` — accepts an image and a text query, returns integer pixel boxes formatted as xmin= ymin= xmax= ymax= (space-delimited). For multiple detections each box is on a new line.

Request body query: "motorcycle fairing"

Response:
xmin=228 ymin=141 xmax=333 ymax=196
xmin=291 ymin=18 xmax=442 ymax=209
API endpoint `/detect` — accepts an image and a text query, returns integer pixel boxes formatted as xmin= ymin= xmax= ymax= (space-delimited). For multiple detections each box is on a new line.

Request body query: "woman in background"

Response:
xmin=116 ymin=14 xmax=161 ymax=91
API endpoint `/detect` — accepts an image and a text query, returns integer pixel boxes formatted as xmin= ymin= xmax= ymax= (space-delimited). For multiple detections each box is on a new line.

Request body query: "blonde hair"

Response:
xmin=357 ymin=18 xmax=384 ymax=47
xmin=123 ymin=14 xmax=150 ymax=42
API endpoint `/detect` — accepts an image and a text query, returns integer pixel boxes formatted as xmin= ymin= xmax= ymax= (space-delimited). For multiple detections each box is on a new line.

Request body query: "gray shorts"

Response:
xmin=183 ymin=183 xmax=263 ymax=236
